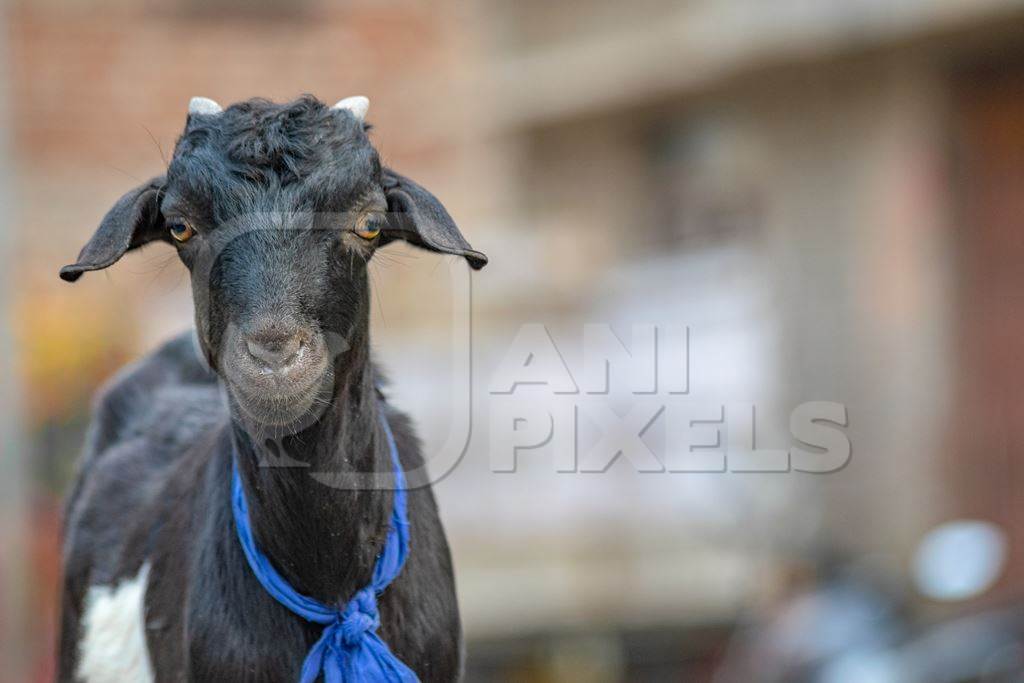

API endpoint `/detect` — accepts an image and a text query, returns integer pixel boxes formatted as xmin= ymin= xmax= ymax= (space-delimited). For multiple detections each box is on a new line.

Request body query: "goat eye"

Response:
xmin=169 ymin=221 xmax=195 ymax=243
xmin=354 ymin=216 xmax=382 ymax=241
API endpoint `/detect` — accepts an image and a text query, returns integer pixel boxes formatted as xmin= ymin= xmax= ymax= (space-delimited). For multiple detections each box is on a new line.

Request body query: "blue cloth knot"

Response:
xmin=339 ymin=589 xmax=380 ymax=646
xmin=231 ymin=410 xmax=419 ymax=683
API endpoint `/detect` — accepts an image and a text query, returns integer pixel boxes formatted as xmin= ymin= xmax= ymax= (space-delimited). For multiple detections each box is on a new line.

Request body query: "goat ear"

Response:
xmin=59 ymin=176 xmax=166 ymax=282
xmin=381 ymin=168 xmax=487 ymax=270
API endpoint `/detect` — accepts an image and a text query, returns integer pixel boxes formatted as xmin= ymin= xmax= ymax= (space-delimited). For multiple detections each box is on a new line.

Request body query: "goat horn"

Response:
xmin=332 ymin=95 xmax=369 ymax=122
xmin=189 ymin=96 xmax=223 ymax=116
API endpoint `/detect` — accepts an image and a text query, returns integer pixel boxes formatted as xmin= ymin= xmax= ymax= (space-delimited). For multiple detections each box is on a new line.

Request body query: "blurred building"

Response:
xmin=458 ymin=1 xmax=1024 ymax=677
xmin=6 ymin=0 xmax=1024 ymax=680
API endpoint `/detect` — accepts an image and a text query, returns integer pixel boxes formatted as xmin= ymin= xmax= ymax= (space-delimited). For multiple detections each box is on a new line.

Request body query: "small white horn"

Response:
xmin=189 ymin=96 xmax=223 ymax=116
xmin=332 ymin=95 xmax=369 ymax=122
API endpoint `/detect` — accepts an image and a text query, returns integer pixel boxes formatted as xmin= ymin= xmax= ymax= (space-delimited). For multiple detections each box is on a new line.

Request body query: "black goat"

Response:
xmin=57 ymin=95 xmax=486 ymax=682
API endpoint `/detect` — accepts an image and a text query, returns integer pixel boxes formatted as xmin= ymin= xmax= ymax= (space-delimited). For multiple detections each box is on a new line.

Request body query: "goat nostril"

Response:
xmin=245 ymin=334 xmax=303 ymax=369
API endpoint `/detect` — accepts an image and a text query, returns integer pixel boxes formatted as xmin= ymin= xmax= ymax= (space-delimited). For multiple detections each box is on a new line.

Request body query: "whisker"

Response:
xmin=368 ymin=264 xmax=387 ymax=327
xmin=104 ymin=164 xmax=144 ymax=184
xmin=142 ymin=125 xmax=169 ymax=167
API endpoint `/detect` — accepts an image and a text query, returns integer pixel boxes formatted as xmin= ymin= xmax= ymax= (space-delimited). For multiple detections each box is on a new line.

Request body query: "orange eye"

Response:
xmin=354 ymin=216 xmax=382 ymax=240
xmin=169 ymin=221 xmax=195 ymax=243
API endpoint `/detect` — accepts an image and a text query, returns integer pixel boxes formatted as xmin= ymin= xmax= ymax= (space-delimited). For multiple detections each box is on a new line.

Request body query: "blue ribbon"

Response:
xmin=231 ymin=411 xmax=418 ymax=683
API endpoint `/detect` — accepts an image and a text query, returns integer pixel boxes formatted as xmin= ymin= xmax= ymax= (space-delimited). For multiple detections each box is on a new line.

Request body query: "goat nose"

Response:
xmin=245 ymin=329 xmax=303 ymax=370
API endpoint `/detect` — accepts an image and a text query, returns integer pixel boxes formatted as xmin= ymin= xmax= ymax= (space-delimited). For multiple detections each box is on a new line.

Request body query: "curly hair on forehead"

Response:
xmin=173 ymin=94 xmax=376 ymax=188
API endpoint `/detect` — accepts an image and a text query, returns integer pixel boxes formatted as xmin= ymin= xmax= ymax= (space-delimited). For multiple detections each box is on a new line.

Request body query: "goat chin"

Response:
xmin=225 ymin=369 xmax=335 ymax=430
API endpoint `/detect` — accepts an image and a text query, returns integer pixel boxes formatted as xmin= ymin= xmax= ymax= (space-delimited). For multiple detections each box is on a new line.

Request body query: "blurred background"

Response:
xmin=3 ymin=0 xmax=1024 ymax=681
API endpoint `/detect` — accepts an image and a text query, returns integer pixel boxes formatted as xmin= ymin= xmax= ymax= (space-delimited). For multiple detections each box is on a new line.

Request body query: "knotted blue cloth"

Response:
xmin=231 ymin=411 xmax=418 ymax=683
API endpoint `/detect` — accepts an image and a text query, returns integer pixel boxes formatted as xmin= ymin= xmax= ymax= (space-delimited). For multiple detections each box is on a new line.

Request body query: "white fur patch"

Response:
xmin=77 ymin=563 xmax=155 ymax=683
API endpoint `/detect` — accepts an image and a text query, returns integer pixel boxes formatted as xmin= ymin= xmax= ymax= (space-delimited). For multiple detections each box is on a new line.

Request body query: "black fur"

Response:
xmin=58 ymin=96 xmax=485 ymax=682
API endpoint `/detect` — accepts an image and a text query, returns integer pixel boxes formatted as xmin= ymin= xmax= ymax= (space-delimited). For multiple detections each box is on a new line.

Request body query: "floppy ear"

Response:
xmin=59 ymin=176 xmax=166 ymax=282
xmin=381 ymin=168 xmax=487 ymax=270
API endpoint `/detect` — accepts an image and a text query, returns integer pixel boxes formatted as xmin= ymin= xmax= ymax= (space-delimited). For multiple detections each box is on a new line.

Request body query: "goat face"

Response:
xmin=60 ymin=95 xmax=487 ymax=427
